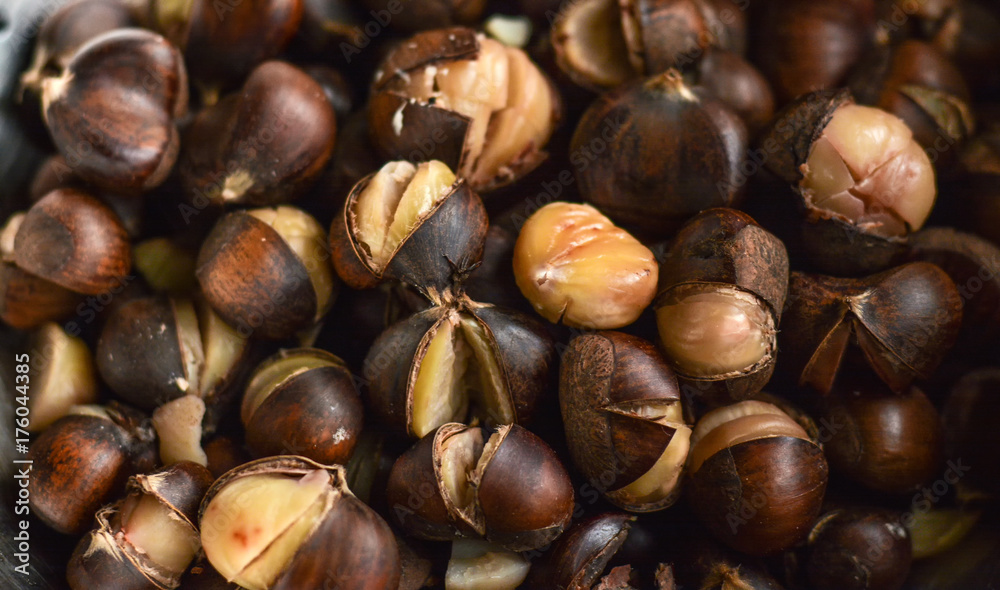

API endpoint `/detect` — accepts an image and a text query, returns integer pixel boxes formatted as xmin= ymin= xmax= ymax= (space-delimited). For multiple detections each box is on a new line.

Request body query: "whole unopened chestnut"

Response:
xmin=241 ymin=348 xmax=363 ymax=466
xmin=386 ymin=423 xmax=574 ymax=550
xmin=822 ymin=374 xmax=944 ymax=495
xmin=690 ymin=49 xmax=775 ymax=137
xmin=368 ymin=27 xmax=561 ymax=192
xmin=943 ymin=368 xmax=1000 ymax=496
xmin=179 ymin=60 xmax=337 ymax=207
xmin=28 ymin=403 xmax=158 ymax=535
xmin=330 ymin=160 xmax=487 ymax=298
xmin=13 ymin=188 xmax=131 ymax=295
xmin=794 ymin=508 xmax=912 ymax=590
xmin=196 ymin=205 xmax=337 ymax=339
xmin=760 ymin=89 xmax=936 ymax=275
xmin=40 ymin=28 xmax=188 ymax=194
xmin=363 ymin=297 xmax=554 ymax=438
xmin=654 ymin=209 xmax=788 ymax=403
xmin=68 ymin=461 xmax=215 ymax=590
xmin=686 ymin=400 xmax=829 ymax=556
xmin=560 ymin=332 xmax=691 ymax=511
xmin=199 ymin=456 xmax=400 ymax=590
xmin=150 ymin=0 xmax=303 ymax=92
xmin=780 ymin=262 xmax=962 ymax=394
xmin=0 ymin=262 xmax=81 ymax=330
xmin=571 ymin=69 xmax=748 ymax=237
xmin=513 ymin=202 xmax=658 ymax=330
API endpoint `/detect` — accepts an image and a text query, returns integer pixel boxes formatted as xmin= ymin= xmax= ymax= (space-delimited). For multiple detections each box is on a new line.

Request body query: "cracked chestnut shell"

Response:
xmin=196 ymin=205 xmax=337 ymax=340
xmin=386 ymin=423 xmax=574 ymax=551
xmin=68 ymin=462 xmax=215 ymax=590
xmin=12 ymin=189 xmax=131 ymax=295
xmin=654 ymin=208 xmax=788 ymax=404
xmin=779 ymin=261 xmax=962 ymax=394
xmin=40 ymin=28 xmax=188 ymax=195
xmin=560 ymin=332 xmax=692 ymax=512
xmin=179 ymin=60 xmax=336 ymax=207
xmin=363 ymin=297 xmax=554 ymax=438
xmin=28 ymin=403 xmax=158 ymax=535
xmin=686 ymin=400 xmax=829 ymax=556
xmin=241 ymin=348 xmax=363 ymax=466
xmin=151 ymin=0 xmax=303 ymax=91
xmin=760 ymin=89 xmax=936 ymax=275
xmin=330 ymin=160 xmax=487 ymax=298
xmin=524 ymin=512 xmax=636 ymax=590
xmin=368 ymin=27 xmax=560 ymax=193
xmin=199 ymin=456 xmax=400 ymax=590
xmin=571 ymin=70 xmax=748 ymax=237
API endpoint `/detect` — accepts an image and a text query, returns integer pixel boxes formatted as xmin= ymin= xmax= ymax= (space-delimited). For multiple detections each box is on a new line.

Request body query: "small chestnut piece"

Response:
xmin=132 ymin=237 xmax=198 ymax=296
xmin=196 ymin=205 xmax=337 ymax=339
xmin=654 ymin=208 xmax=788 ymax=402
xmin=386 ymin=423 xmax=574 ymax=551
xmin=761 ymin=90 xmax=936 ymax=275
xmin=28 ymin=403 xmax=158 ymax=535
xmin=797 ymin=508 xmax=913 ymax=590
xmin=570 ymin=70 xmax=749 ymax=237
xmin=513 ymin=202 xmax=658 ymax=330
xmin=13 ymin=189 xmax=131 ymax=295
xmin=780 ymin=262 xmax=962 ymax=394
xmin=369 ymin=27 xmax=560 ymax=192
xmin=241 ymin=348 xmax=363 ymax=466
xmin=179 ymin=60 xmax=337 ymax=207
xmin=26 ymin=322 xmax=98 ymax=432
xmin=444 ymin=538 xmax=530 ymax=590
xmin=363 ymin=298 xmax=554 ymax=438
xmin=199 ymin=456 xmax=401 ymax=590
xmin=150 ymin=0 xmax=303 ymax=90
xmin=822 ymin=375 xmax=944 ymax=495
xmin=330 ymin=160 xmax=487 ymax=297
xmin=560 ymin=332 xmax=691 ymax=512
xmin=40 ymin=28 xmax=188 ymax=194
xmin=686 ymin=400 xmax=829 ymax=556
xmin=67 ymin=461 xmax=215 ymax=590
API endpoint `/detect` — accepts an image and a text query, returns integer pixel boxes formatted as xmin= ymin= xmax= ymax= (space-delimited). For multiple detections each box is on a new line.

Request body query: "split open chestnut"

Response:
xmin=330 ymin=160 xmax=487 ymax=298
xmin=386 ymin=423 xmax=574 ymax=550
xmin=363 ymin=297 xmax=554 ymax=438
xmin=560 ymin=331 xmax=691 ymax=512
xmin=368 ymin=27 xmax=560 ymax=192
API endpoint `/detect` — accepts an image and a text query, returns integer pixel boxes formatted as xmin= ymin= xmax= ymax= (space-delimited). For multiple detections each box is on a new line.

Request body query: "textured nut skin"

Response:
xmin=0 ymin=262 xmax=80 ymax=329
xmin=524 ymin=512 xmax=635 ymax=590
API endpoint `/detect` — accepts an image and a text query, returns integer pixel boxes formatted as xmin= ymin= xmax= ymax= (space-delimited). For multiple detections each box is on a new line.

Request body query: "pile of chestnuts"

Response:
xmin=2 ymin=0 xmax=1000 ymax=588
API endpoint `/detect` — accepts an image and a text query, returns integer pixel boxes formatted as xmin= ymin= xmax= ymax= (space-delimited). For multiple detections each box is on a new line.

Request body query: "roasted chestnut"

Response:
xmin=12 ymin=188 xmax=131 ymax=295
xmin=524 ymin=512 xmax=636 ymax=590
xmin=386 ymin=423 xmax=574 ymax=550
xmin=330 ymin=160 xmax=487 ymax=298
xmin=241 ymin=348 xmax=363 ymax=466
xmin=822 ymin=374 xmax=944 ymax=495
xmin=686 ymin=400 xmax=829 ymax=556
xmin=793 ymin=508 xmax=912 ymax=590
xmin=196 ymin=205 xmax=337 ymax=340
xmin=150 ymin=0 xmax=303 ymax=92
xmin=512 ymin=202 xmax=658 ymax=330
xmin=689 ymin=48 xmax=775 ymax=137
xmin=25 ymin=322 xmax=98 ymax=432
xmin=780 ymin=261 xmax=962 ymax=394
xmin=199 ymin=456 xmax=400 ymax=590
xmin=943 ymin=368 xmax=1000 ymax=495
xmin=368 ymin=27 xmax=560 ymax=192
xmin=97 ymin=295 xmax=249 ymax=414
xmin=68 ymin=461 xmax=215 ymax=590
xmin=363 ymin=297 xmax=554 ymax=438
xmin=132 ymin=237 xmax=198 ymax=296
xmin=655 ymin=209 xmax=788 ymax=404
xmin=27 ymin=403 xmax=158 ymax=535
xmin=570 ymin=70 xmax=749 ymax=237
xmin=444 ymin=538 xmax=530 ymax=590
xmin=760 ymin=89 xmax=936 ymax=275
xmin=179 ymin=60 xmax=336 ymax=207
xmin=560 ymin=331 xmax=691 ymax=511
xmin=40 ymin=28 xmax=188 ymax=194
xmin=362 ymin=0 xmax=487 ymax=33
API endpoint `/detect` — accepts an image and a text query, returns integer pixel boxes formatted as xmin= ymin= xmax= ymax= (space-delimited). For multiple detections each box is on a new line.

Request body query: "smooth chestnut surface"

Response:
xmin=822 ymin=377 xmax=944 ymax=495
xmin=525 ymin=513 xmax=636 ymax=589
xmin=780 ymin=262 xmax=963 ymax=394
xmin=41 ymin=28 xmax=188 ymax=194
xmin=180 ymin=60 xmax=336 ymax=207
xmin=571 ymin=70 xmax=749 ymax=237
xmin=0 ymin=263 xmax=81 ymax=329
xmin=13 ymin=188 xmax=131 ymax=295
